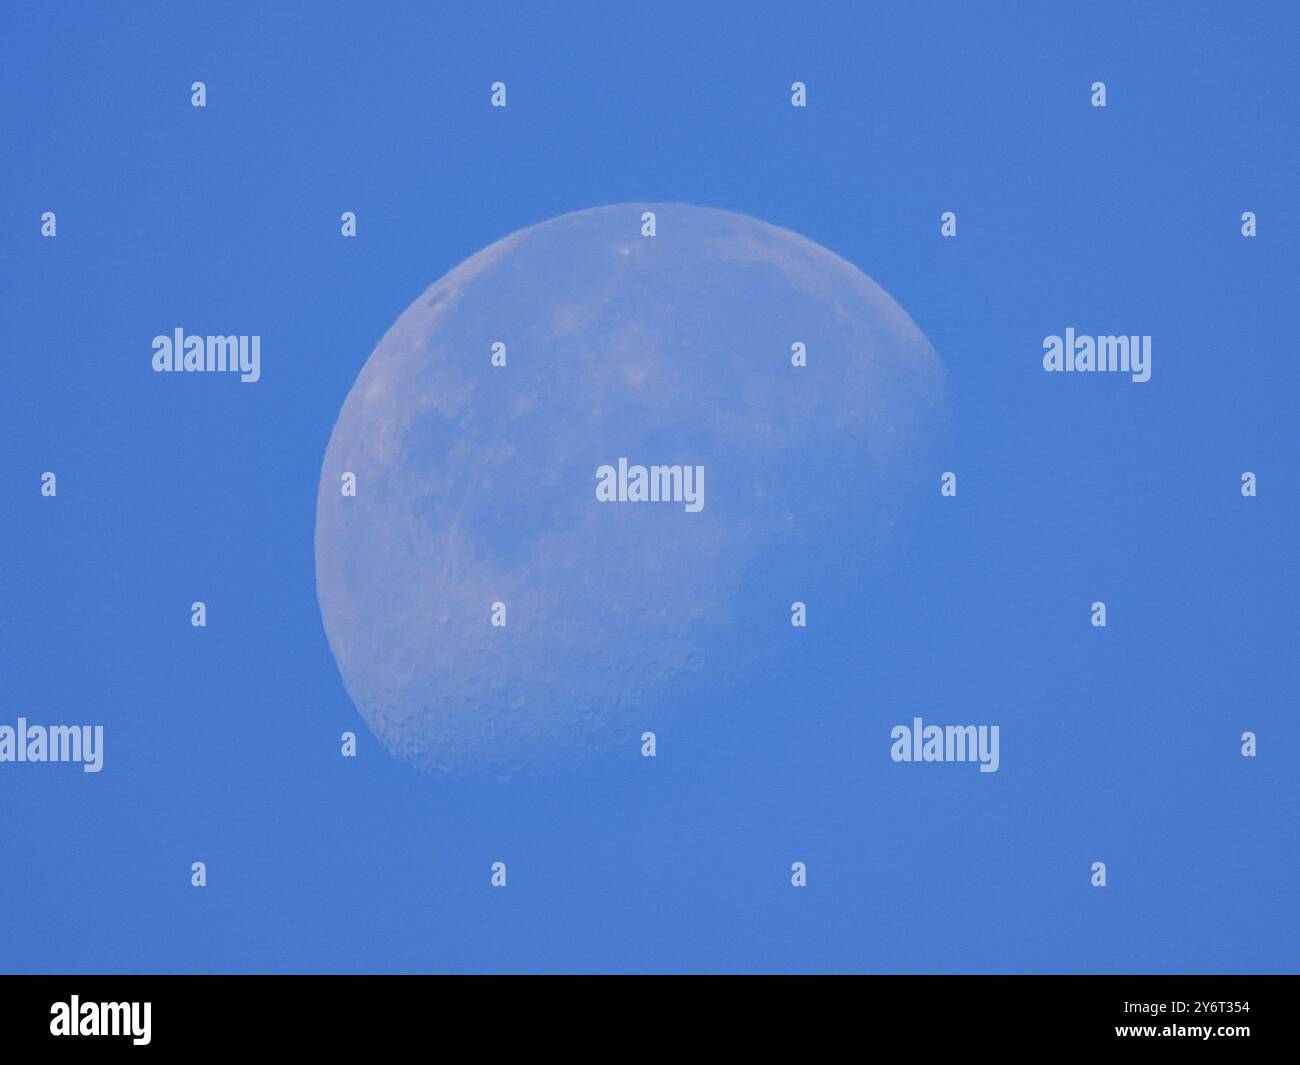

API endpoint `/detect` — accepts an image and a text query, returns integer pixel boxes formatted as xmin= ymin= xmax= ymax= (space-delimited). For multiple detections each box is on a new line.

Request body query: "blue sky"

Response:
xmin=1 ymin=2 xmax=1295 ymax=972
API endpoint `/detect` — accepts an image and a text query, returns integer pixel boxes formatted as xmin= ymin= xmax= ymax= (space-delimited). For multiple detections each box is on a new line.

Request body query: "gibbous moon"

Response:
xmin=315 ymin=203 xmax=944 ymax=774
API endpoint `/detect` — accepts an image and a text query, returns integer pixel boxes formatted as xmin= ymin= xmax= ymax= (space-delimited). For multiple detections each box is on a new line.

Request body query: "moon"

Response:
xmin=315 ymin=203 xmax=945 ymax=775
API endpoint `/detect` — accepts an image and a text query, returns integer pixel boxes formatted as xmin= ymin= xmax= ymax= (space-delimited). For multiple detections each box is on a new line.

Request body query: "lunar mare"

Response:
xmin=315 ymin=203 xmax=945 ymax=774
